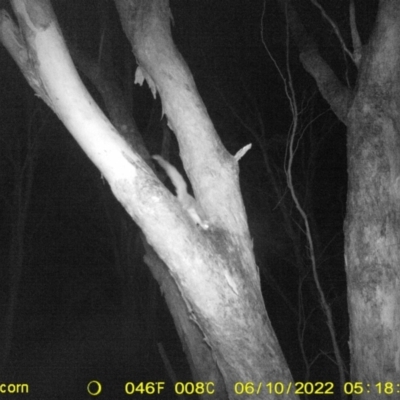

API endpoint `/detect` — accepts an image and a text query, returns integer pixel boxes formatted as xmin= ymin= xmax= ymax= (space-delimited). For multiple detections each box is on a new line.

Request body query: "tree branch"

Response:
xmin=277 ymin=0 xmax=353 ymax=125
xmin=350 ymin=0 xmax=362 ymax=67
xmin=310 ymin=0 xmax=356 ymax=65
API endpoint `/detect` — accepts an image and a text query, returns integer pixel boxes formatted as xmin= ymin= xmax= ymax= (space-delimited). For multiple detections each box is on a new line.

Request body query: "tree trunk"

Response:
xmin=0 ymin=0 xmax=297 ymax=398
xmin=345 ymin=1 xmax=400 ymax=388
xmin=282 ymin=0 xmax=400 ymax=393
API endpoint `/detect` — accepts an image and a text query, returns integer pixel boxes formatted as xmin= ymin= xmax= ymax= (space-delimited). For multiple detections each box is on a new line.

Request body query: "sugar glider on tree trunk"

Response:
xmin=152 ymin=155 xmax=209 ymax=230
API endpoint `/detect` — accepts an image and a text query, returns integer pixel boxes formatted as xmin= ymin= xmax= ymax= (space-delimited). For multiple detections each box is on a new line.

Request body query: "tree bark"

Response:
xmin=0 ymin=0 xmax=297 ymax=398
xmin=345 ymin=0 xmax=400 ymax=388
xmin=282 ymin=0 xmax=400 ymax=393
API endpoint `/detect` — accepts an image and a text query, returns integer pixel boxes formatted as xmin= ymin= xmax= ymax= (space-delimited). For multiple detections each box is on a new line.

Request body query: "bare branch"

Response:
xmin=310 ymin=0 xmax=356 ymax=65
xmin=275 ymin=0 xmax=353 ymax=125
xmin=283 ymin=45 xmax=347 ymax=396
xmin=350 ymin=0 xmax=362 ymax=67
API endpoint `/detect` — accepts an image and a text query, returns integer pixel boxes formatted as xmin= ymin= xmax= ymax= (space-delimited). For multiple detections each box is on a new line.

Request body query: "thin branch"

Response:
xmin=310 ymin=0 xmax=356 ymax=65
xmin=283 ymin=24 xmax=347 ymax=398
xmin=263 ymin=0 xmax=347 ymax=391
xmin=277 ymin=0 xmax=353 ymax=125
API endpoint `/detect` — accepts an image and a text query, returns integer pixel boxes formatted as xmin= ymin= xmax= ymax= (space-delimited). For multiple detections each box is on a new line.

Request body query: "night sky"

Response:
xmin=0 ymin=1 xmax=376 ymax=398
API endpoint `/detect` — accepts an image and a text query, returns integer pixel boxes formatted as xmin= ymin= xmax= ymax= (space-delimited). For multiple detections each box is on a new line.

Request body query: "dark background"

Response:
xmin=0 ymin=0 xmax=377 ymax=398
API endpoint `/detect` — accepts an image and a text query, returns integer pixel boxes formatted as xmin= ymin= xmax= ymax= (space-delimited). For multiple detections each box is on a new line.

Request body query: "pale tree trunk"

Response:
xmin=69 ymin=26 xmax=222 ymax=388
xmin=0 ymin=1 xmax=297 ymax=398
xmin=282 ymin=0 xmax=400 ymax=393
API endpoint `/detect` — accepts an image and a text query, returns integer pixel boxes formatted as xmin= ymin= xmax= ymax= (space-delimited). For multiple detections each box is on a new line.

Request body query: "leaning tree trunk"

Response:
xmin=0 ymin=0 xmax=298 ymax=398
